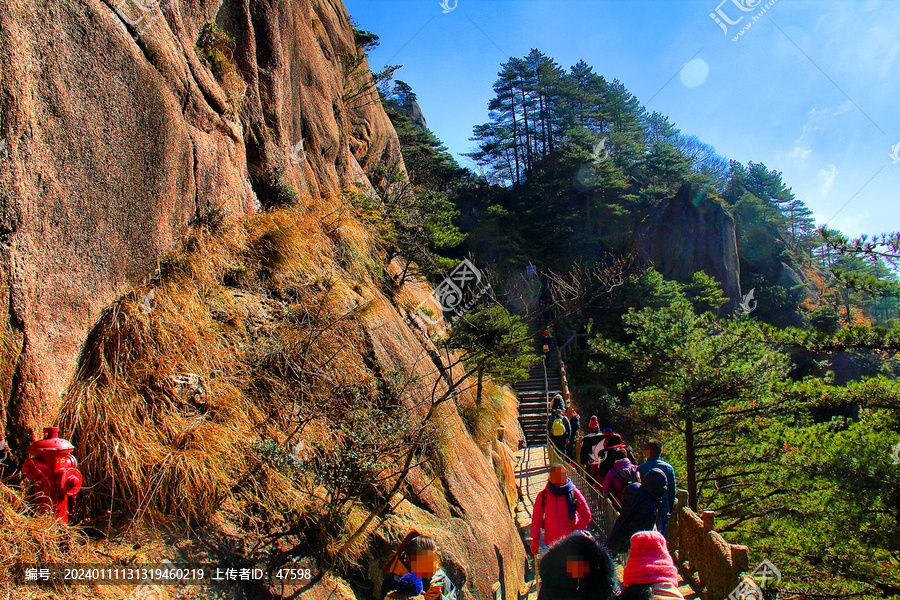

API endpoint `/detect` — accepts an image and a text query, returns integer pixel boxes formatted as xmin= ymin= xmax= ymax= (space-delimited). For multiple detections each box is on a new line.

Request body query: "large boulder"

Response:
xmin=360 ymin=276 xmax=528 ymax=600
xmin=639 ymin=183 xmax=742 ymax=312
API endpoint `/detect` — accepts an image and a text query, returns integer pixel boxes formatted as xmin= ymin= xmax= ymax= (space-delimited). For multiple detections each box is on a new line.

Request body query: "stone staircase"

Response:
xmin=515 ymin=339 xmax=563 ymax=447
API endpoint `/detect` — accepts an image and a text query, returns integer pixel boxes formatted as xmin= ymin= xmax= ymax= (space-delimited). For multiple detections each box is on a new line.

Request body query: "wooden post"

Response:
xmin=731 ymin=545 xmax=750 ymax=572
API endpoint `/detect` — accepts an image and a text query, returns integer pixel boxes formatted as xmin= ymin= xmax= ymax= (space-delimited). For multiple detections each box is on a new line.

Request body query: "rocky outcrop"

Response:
xmin=393 ymin=97 xmax=428 ymax=131
xmin=0 ymin=2 xmax=527 ymax=599
xmin=639 ymin=183 xmax=742 ymax=311
xmin=0 ymin=0 xmax=399 ymax=446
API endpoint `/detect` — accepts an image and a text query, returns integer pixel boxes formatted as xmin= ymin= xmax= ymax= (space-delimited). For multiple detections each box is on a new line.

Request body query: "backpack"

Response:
xmin=551 ymin=417 xmax=566 ymax=437
xmin=614 ymin=462 xmax=638 ymax=486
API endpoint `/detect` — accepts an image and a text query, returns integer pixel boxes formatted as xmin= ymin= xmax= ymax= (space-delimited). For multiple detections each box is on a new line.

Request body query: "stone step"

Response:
xmin=518 ymin=400 xmax=560 ymax=409
xmin=520 ymin=414 xmax=547 ymax=421
xmin=518 ymin=408 xmax=550 ymax=417
xmin=515 ymin=385 xmax=547 ymax=393
xmin=518 ymin=400 xmax=559 ymax=409
xmin=517 ymin=377 xmax=562 ymax=386
xmin=515 ymin=382 xmax=562 ymax=392
xmin=518 ymin=396 xmax=552 ymax=403
xmin=517 ymin=391 xmax=547 ymax=398
xmin=519 ymin=389 xmax=562 ymax=397
xmin=521 ymin=430 xmax=545 ymax=436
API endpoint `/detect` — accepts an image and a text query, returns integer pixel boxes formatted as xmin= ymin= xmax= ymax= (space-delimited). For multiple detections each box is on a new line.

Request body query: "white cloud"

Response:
xmin=818 ymin=164 xmax=838 ymax=197
xmin=784 ymin=109 xmax=825 ymax=162
xmin=788 ymin=146 xmax=812 ymax=160
xmin=833 ymin=100 xmax=853 ymax=115
xmin=783 ymin=103 xmax=854 ymax=163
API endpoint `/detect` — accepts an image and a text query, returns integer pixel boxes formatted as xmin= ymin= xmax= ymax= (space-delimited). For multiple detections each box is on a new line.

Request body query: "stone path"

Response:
xmin=514 ymin=445 xmax=699 ymax=600
xmin=515 ymin=445 xmax=548 ymax=600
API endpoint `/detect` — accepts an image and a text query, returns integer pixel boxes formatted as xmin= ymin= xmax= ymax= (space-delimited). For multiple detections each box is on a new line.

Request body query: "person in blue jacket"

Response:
xmin=382 ymin=533 xmax=457 ymax=600
xmin=641 ymin=468 xmax=670 ymax=538
xmin=637 ymin=439 xmax=677 ymax=536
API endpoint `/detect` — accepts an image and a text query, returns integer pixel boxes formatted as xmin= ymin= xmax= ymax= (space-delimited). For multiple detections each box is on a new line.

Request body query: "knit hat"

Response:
xmin=396 ymin=573 xmax=424 ymax=596
xmin=622 ymin=531 xmax=679 ymax=587
xmin=588 ymin=416 xmax=600 ymax=433
xmin=553 ymin=394 xmax=565 ymax=412
xmin=602 ymin=428 xmax=613 ymax=433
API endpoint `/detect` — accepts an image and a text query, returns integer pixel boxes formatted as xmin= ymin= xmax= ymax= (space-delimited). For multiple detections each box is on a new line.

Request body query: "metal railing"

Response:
xmin=558 ymin=332 xmax=579 ymax=363
xmin=545 ymin=358 xmax=619 ymax=540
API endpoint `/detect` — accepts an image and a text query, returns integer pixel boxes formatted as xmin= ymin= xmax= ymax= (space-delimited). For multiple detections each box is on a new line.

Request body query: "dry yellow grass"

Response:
xmin=0 ymin=188 xmax=513 ymax=598
xmin=53 ymin=202 xmax=380 ymax=533
xmin=458 ymin=379 xmax=519 ymax=449
xmin=0 ymin=487 xmax=104 ymax=599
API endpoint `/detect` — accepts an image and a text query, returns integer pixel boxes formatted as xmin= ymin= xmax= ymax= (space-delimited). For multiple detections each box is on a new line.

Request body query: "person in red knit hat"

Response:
xmin=617 ymin=530 xmax=685 ymax=599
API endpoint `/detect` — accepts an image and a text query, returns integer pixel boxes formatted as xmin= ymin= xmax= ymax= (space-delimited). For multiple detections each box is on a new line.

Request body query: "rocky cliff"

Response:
xmin=0 ymin=0 xmax=396 ymax=448
xmin=639 ymin=183 xmax=742 ymax=311
xmin=0 ymin=1 xmax=527 ymax=598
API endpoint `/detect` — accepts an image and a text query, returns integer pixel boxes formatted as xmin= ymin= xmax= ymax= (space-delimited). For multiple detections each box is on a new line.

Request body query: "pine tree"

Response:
xmin=569 ymin=59 xmax=610 ymax=135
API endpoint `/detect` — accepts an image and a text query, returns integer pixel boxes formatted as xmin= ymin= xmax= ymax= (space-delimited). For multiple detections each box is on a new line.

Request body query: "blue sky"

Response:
xmin=343 ymin=0 xmax=900 ymax=237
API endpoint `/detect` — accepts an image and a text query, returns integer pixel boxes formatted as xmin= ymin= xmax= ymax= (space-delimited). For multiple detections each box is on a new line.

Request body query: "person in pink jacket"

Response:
xmin=601 ymin=453 xmax=640 ymax=505
xmin=530 ymin=464 xmax=592 ymax=558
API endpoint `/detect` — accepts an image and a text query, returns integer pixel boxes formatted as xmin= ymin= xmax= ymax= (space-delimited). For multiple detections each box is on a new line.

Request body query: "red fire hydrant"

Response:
xmin=22 ymin=427 xmax=83 ymax=523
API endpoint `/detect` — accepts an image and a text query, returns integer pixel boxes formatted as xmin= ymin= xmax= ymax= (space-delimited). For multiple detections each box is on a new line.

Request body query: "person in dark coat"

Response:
xmin=641 ymin=469 xmax=670 ymax=538
xmin=579 ymin=417 xmax=604 ymax=472
xmin=536 ymin=531 xmax=618 ymax=600
xmin=596 ymin=440 xmax=628 ymax=488
xmin=565 ymin=405 xmax=580 ymax=460
xmin=583 ymin=431 xmax=624 ymax=482
xmin=604 ymin=483 xmax=658 ymax=557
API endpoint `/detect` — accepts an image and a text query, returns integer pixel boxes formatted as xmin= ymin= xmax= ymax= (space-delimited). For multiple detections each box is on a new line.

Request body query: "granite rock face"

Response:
xmin=0 ymin=0 xmax=399 ymax=445
xmin=0 ymin=2 xmax=527 ymax=598
xmin=639 ymin=183 xmax=742 ymax=312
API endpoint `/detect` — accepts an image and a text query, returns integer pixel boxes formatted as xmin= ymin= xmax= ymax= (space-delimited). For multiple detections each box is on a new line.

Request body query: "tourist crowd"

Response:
xmin=379 ymin=399 xmax=683 ymax=600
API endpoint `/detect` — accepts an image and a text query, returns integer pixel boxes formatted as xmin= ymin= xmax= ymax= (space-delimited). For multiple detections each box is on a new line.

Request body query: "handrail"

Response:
xmin=542 ymin=354 xmax=549 ymax=412
xmin=669 ymin=491 xmax=750 ymax=600
xmin=558 ymin=333 xmax=578 ymax=363
xmin=551 ymin=360 xmax=618 ymax=540
xmin=558 ymin=332 xmax=587 ymax=363
xmin=558 ymin=361 xmax=570 ymax=403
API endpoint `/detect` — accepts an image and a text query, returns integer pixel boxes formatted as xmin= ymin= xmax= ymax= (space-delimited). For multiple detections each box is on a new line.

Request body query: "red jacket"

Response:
xmin=530 ymin=484 xmax=592 ymax=547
